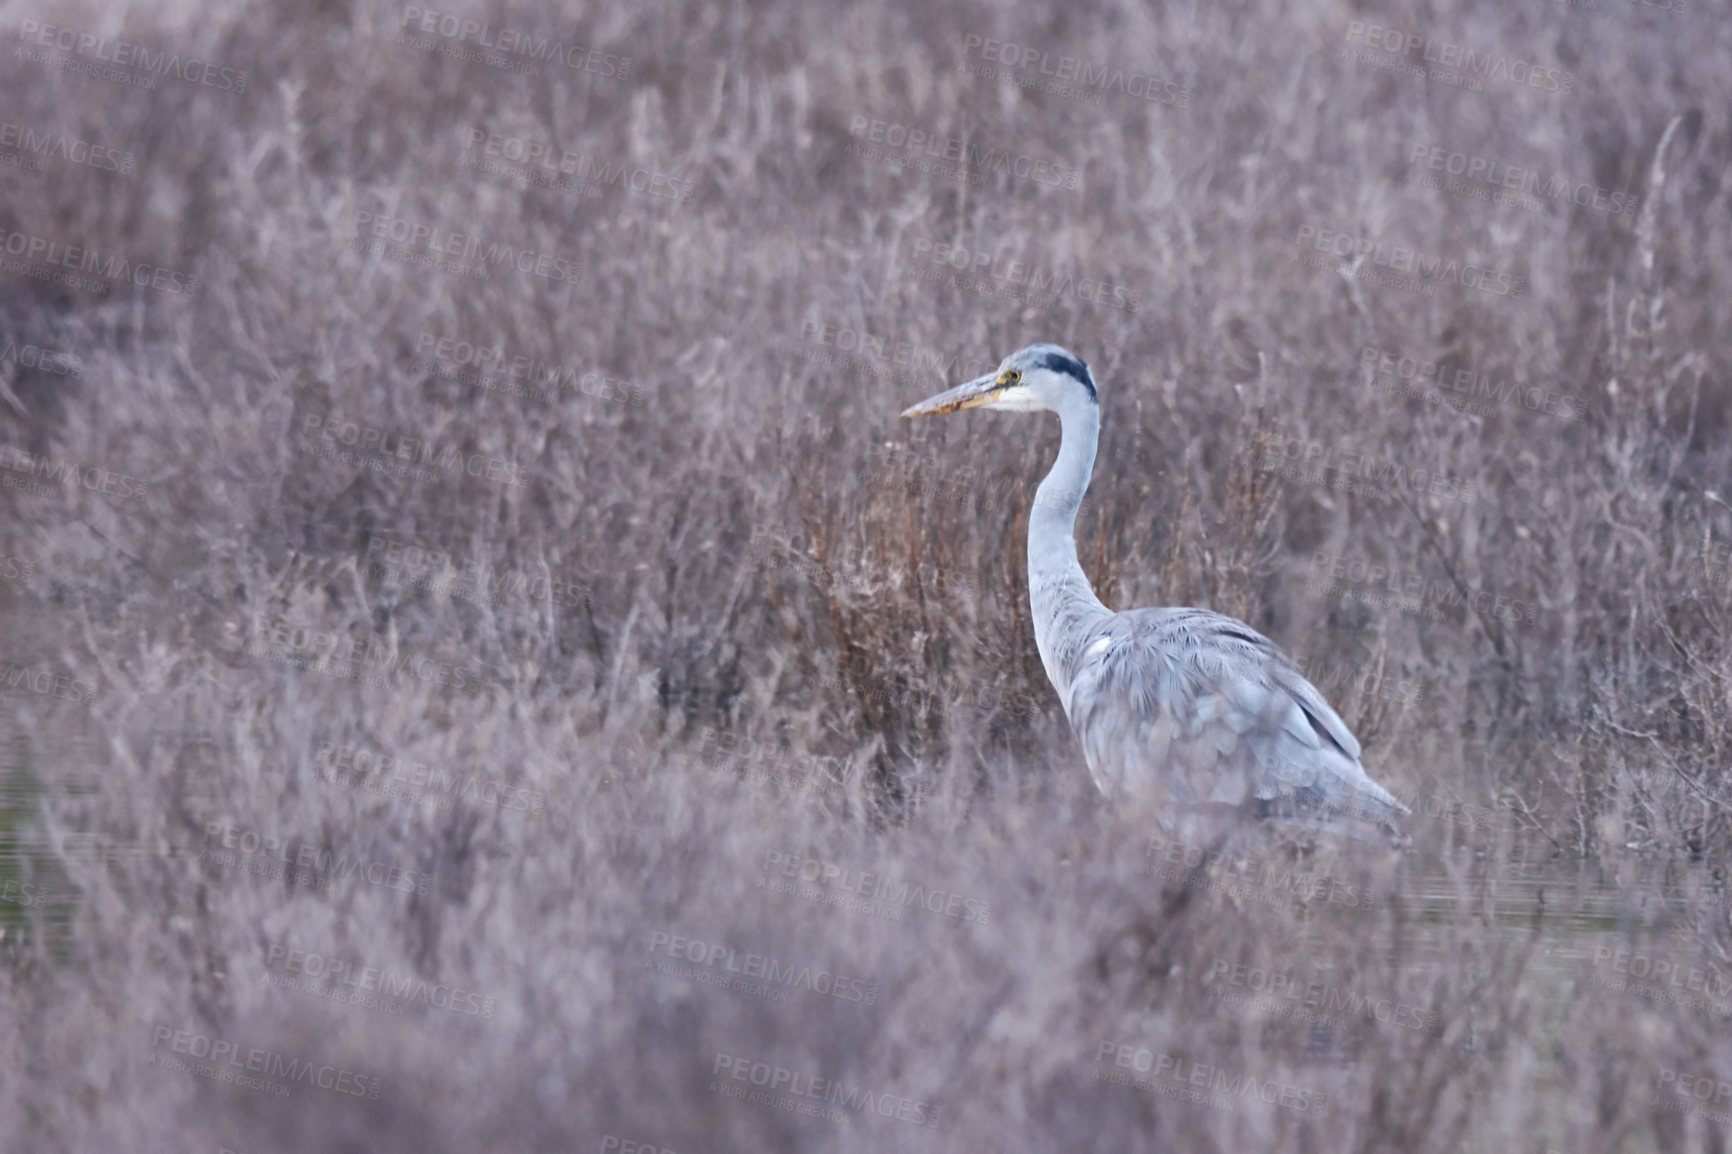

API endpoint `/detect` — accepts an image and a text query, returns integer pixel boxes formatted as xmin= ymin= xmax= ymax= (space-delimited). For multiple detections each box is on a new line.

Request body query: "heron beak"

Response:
xmin=900 ymin=372 xmax=1003 ymax=418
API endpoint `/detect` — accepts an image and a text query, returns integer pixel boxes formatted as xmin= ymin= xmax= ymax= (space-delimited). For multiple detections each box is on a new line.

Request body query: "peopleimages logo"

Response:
xmin=959 ymin=34 xmax=1191 ymax=108
xmin=149 ymin=1025 xmax=381 ymax=1099
xmin=1361 ymin=344 xmax=1580 ymax=422
xmin=462 ymin=128 xmax=692 ymax=203
xmin=647 ymin=930 xmax=878 ymax=1005
xmin=1205 ymin=959 xmax=1442 ymax=1035
xmin=398 ymin=7 xmax=630 ymax=77
xmin=0 ymin=662 xmax=97 ymax=705
xmin=1591 ymin=945 xmax=1732 ymax=1013
xmin=697 ymin=724 xmax=846 ymax=797
xmin=0 ymin=445 xmax=147 ymax=502
xmin=299 ymin=411 xmax=533 ymax=487
xmin=1094 ymin=1043 xmax=1328 ymax=1116
xmin=1308 ymin=552 xmax=1538 ymax=627
xmin=200 ymin=822 xmax=432 ymax=896
xmin=17 ymin=18 xmax=250 ymax=93
xmin=1404 ymin=143 xmax=1638 ymax=217
xmin=0 ymin=337 xmax=83 ymax=377
xmin=711 ymin=1052 xmax=941 ymax=1127
xmin=0 ymin=120 xmax=134 ymax=174
xmin=364 ymin=531 xmax=592 ymax=612
xmin=413 ymin=330 xmax=644 ymax=406
xmin=1143 ymin=832 xmax=1378 ymax=910
xmin=315 ymin=739 xmax=545 ymax=815
xmin=1250 ymin=424 xmax=1480 ymax=506
xmin=1343 ymin=22 xmax=1574 ymax=94
xmin=264 ymin=940 xmax=498 ymax=1019
xmin=846 ymin=115 xmax=1080 ymax=189
xmin=910 ymin=238 xmax=1141 ymax=312
xmin=228 ymin=613 xmax=504 ymax=696
xmin=0 ymin=877 xmax=50 ymax=909
xmin=795 ymin=318 xmax=997 ymax=385
xmin=1655 ymin=1066 xmax=1732 ymax=1123
xmin=1293 ymin=224 xmax=1527 ymax=298
xmin=0 ymin=226 xmax=200 ymax=296
xmin=352 ymin=210 xmax=581 ymax=285
xmin=758 ymin=849 xmax=991 ymax=923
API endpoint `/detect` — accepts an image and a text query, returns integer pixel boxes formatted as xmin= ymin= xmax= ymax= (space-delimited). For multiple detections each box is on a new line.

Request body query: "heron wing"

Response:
xmin=1061 ymin=608 xmax=1406 ymax=828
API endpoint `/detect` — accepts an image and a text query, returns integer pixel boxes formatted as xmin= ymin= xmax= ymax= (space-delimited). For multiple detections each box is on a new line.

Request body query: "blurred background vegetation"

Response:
xmin=0 ymin=0 xmax=1729 ymax=1149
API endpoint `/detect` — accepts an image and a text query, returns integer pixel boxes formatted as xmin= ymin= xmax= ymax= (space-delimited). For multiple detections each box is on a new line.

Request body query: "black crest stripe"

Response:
xmin=1037 ymin=350 xmax=1097 ymax=402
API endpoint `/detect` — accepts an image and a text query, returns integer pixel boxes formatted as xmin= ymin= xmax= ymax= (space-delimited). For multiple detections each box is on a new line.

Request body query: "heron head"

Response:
xmin=900 ymin=343 xmax=1096 ymax=418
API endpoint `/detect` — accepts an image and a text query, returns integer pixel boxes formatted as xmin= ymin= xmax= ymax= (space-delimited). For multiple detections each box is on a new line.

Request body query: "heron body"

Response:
xmin=902 ymin=344 xmax=1408 ymax=844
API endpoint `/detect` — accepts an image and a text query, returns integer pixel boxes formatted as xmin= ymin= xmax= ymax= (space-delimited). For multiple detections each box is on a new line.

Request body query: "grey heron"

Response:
xmin=901 ymin=343 xmax=1409 ymax=844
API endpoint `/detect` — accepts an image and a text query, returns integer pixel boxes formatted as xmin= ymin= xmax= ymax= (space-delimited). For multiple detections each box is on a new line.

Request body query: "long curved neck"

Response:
xmin=1028 ymin=395 xmax=1110 ymax=703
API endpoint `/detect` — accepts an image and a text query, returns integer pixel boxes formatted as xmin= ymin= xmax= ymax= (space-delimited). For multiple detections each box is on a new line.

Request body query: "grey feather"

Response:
xmin=903 ymin=343 xmax=1410 ymax=844
xmin=1057 ymin=609 xmax=1406 ymax=837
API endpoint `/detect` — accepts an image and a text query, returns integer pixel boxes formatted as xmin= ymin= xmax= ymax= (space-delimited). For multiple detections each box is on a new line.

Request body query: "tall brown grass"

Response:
xmin=1 ymin=0 xmax=1729 ymax=1149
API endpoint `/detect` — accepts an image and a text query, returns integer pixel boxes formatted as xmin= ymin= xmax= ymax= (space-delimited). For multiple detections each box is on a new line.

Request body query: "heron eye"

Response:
xmin=1003 ymin=369 xmax=1021 ymax=384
